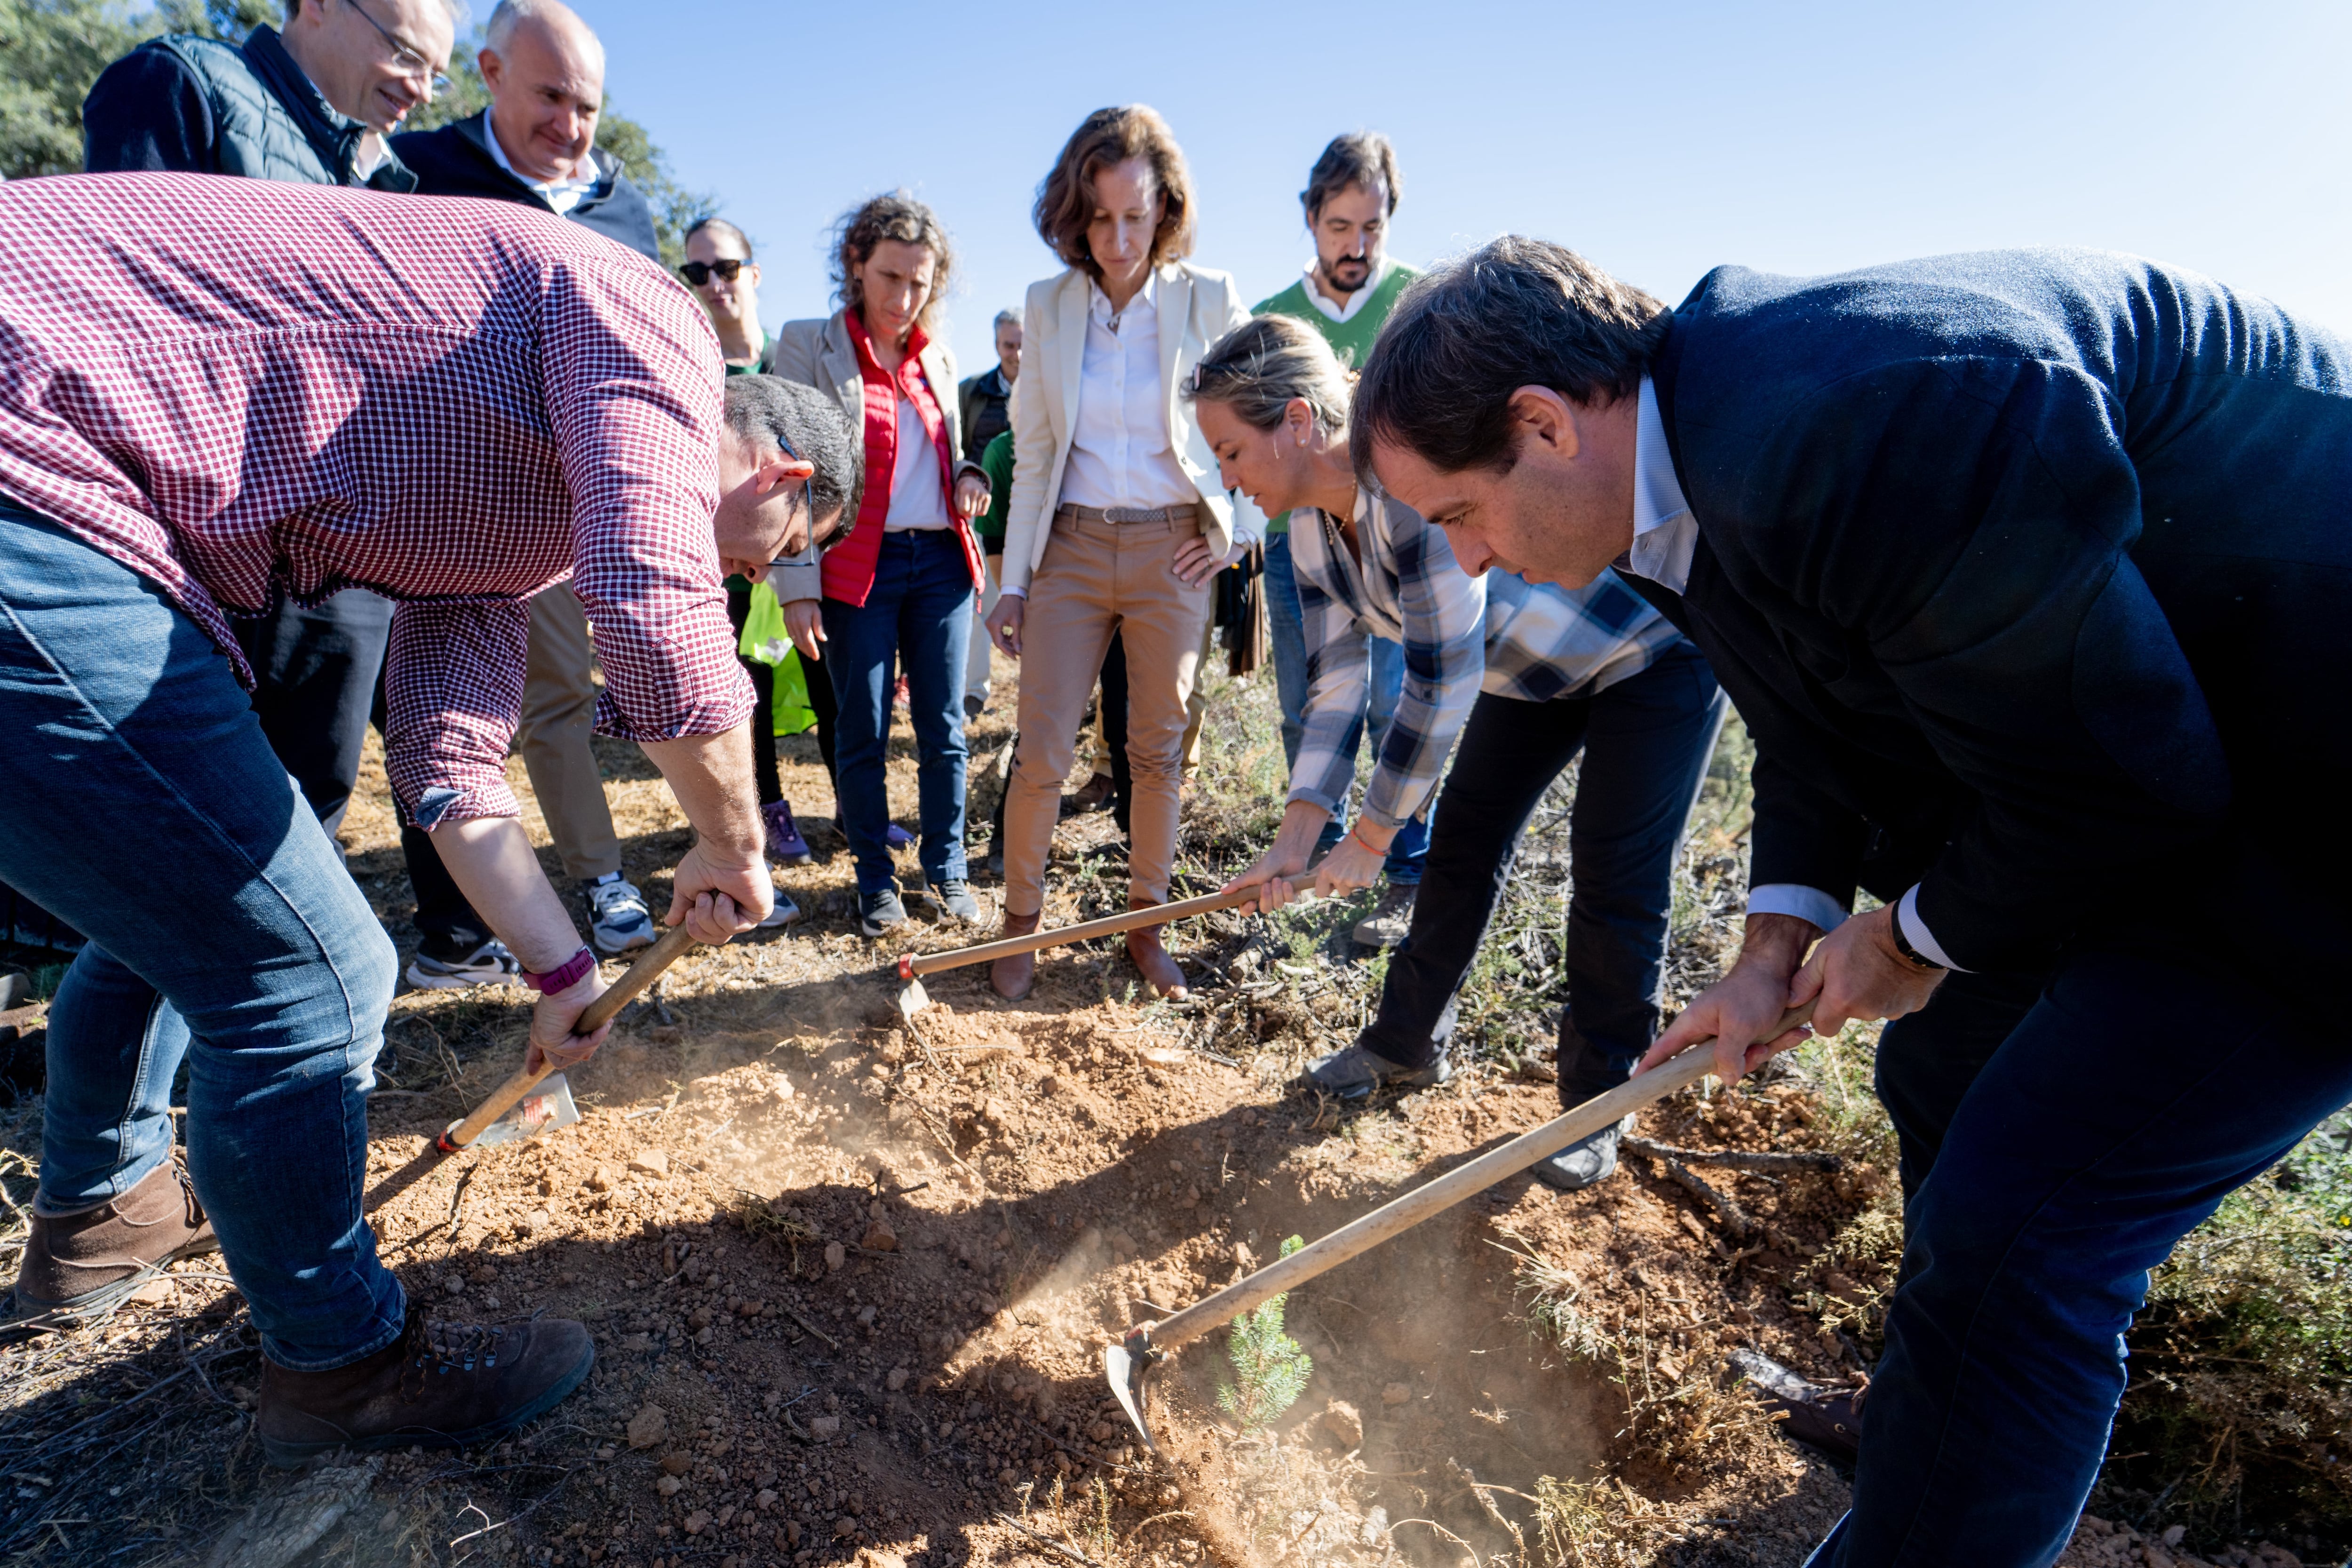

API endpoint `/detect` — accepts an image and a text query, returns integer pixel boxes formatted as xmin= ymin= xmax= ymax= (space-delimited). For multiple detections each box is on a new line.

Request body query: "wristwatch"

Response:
xmin=522 ymin=945 xmax=597 ymax=994
xmin=1887 ymin=907 xmax=1946 ymax=972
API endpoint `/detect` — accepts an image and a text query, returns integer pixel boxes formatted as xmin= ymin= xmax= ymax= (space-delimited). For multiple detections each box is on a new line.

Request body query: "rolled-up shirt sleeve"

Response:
xmin=1358 ymin=517 xmax=1486 ymax=830
xmin=540 ymin=259 xmax=753 ymax=745
xmin=382 ymin=598 xmax=532 ymax=825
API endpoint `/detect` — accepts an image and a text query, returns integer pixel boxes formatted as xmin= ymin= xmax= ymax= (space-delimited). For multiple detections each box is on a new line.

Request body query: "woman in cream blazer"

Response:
xmin=983 ymin=104 xmax=1263 ymax=1001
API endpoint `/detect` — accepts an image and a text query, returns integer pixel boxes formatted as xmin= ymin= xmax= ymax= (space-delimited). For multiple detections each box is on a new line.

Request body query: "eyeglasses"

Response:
xmin=766 ymin=433 xmax=848 ymax=562
xmin=679 ymin=259 xmax=747 ymax=287
xmin=342 ymin=0 xmax=452 ymax=97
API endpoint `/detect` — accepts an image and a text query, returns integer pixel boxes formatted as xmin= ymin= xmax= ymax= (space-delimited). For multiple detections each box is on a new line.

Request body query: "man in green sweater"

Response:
xmin=1253 ymin=132 xmax=1426 ymax=948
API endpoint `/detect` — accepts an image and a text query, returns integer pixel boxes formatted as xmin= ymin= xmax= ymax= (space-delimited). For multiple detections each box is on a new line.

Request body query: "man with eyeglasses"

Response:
xmin=0 ymin=171 xmax=860 ymax=1456
xmin=391 ymin=0 xmax=684 ymax=975
xmin=72 ymin=0 xmax=458 ymax=962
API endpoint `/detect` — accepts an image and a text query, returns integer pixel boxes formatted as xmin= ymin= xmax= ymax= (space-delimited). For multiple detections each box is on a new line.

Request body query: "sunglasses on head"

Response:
xmin=679 ymin=259 xmax=747 ymax=287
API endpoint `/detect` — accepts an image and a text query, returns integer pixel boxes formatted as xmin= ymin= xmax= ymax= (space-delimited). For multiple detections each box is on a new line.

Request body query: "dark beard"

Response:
xmin=1318 ymin=257 xmax=1371 ymax=296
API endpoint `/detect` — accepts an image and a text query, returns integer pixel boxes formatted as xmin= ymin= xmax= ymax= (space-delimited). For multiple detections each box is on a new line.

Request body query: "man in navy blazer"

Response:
xmin=1354 ymin=239 xmax=2352 ymax=1565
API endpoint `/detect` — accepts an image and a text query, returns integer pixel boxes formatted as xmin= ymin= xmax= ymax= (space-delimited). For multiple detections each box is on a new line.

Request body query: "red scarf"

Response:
xmin=819 ymin=309 xmax=983 ymax=606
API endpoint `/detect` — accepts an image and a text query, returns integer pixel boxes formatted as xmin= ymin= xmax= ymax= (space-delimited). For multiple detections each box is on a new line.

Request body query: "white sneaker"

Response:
xmin=588 ymin=878 xmax=655 ymax=955
xmin=755 ymin=890 xmax=801 ymax=929
xmin=405 ymin=938 xmax=523 ymax=990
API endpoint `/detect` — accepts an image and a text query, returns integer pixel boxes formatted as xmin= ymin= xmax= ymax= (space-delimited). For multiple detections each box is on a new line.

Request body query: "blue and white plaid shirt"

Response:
xmin=1289 ymin=489 xmax=1685 ymax=830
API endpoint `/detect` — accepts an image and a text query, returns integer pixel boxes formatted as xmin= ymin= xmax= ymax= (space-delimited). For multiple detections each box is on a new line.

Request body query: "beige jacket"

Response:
xmin=1001 ymin=262 xmax=1265 ymax=594
xmin=762 ymin=309 xmax=978 ymax=603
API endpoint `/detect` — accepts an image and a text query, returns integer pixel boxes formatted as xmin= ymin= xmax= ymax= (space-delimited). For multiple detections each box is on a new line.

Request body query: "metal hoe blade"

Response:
xmin=1104 ymin=1326 xmax=1162 ymax=1452
xmin=462 ymin=1072 xmax=579 ymax=1149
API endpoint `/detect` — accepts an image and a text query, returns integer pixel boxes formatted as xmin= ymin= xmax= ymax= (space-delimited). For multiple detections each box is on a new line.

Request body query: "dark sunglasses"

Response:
xmin=679 ymin=259 xmax=747 ymax=286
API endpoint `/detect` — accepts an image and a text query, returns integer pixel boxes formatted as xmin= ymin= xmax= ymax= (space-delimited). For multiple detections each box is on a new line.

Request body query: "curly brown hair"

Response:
xmin=831 ymin=192 xmax=955 ymax=337
xmin=1032 ymin=106 xmax=1197 ymax=279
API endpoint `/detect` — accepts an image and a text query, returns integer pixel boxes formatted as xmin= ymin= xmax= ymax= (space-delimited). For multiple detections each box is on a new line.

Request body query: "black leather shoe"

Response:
xmin=1532 ymin=1115 xmax=1635 ymax=1192
xmin=1299 ymin=1041 xmax=1451 ymax=1103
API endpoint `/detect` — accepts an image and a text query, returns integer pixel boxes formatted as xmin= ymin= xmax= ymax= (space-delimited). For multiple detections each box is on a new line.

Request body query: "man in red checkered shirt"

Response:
xmin=0 ymin=172 xmax=860 ymax=1458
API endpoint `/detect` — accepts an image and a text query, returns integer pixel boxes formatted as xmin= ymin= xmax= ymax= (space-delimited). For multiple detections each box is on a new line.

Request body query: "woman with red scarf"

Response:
xmin=771 ymin=195 xmax=991 ymax=936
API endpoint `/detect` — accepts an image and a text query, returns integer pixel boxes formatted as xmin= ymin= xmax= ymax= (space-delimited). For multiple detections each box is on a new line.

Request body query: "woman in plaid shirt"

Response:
xmin=1192 ymin=316 xmax=1726 ymax=1191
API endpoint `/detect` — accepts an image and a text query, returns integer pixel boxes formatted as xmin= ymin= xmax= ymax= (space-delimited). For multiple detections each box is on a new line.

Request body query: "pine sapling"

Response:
xmin=1218 ymin=1235 xmax=1312 ymax=1433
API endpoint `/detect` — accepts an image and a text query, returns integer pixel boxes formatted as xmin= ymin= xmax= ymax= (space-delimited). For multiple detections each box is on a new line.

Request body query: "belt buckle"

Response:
xmin=1103 ymin=506 xmax=1158 ymax=525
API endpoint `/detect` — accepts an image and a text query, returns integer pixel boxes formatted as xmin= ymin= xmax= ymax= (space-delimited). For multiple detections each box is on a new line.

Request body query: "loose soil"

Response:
xmin=0 ymin=700 xmax=2330 ymax=1567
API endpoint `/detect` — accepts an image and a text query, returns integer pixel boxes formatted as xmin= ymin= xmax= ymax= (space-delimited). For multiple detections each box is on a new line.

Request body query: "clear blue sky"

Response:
xmin=564 ymin=0 xmax=2352 ymax=379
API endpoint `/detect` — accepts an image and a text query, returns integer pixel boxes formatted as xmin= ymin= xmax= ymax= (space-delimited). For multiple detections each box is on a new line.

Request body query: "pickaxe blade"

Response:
xmin=463 ymin=1071 xmax=578 ymax=1148
xmin=895 ymin=955 xmax=930 ymax=1019
xmin=1104 ymin=1326 xmax=1162 ymax=1452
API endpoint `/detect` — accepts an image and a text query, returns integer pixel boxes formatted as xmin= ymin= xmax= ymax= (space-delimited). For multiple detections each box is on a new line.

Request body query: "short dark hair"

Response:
xmin=1351 ymin=236 xmax=1670 ymax=476
xmin=1033 ymin=105 xmax=1196 ymax=279
xmin=831 ymin=192 xmax=954 ymax=337
xmin=722 ymin=375 xmax=862 ymax=549
xmin=684 ymin=216 xmax=752 ymax=258
xmin=1303 ymin=132 xmax=1400 ymax=223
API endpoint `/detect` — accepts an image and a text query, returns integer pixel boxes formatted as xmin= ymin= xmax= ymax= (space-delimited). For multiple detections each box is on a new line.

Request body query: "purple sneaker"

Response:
xmin=838 ymin=813 xmax=915 ymax=852
xmin=762 ymin=800 xmax=811 ymax=866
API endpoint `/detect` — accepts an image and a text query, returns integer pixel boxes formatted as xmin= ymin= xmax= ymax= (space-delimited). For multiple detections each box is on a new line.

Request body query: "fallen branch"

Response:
xmin=1624 ymin=1135 xmax=1841 ymax=1173
xmin=1655 ymin=1156 xmax=1757 ymax=1237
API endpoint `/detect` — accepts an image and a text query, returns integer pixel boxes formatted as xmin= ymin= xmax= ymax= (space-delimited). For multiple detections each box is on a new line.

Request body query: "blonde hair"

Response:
xmin=1184 ymin=315 xmax=1356 ymax=436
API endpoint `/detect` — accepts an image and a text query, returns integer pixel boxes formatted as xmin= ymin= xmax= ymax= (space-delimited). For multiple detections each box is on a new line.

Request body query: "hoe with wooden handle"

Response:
xmin=1103 ymin=1003 xmax=1817 ymax=1451
xmin=895 ymin=886 xmax=1271 ymax=1015
xmin=364 ymin=924 xmax=698 ymax=1213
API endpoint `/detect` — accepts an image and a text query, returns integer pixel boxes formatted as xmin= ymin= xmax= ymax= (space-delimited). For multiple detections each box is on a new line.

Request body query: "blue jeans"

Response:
xmin=1360 ymin=645 xmax=1727 ymax=1102
xmin=821 ymin=530 xmax=974 ymax=895
xmin=1806 ymin=954 xmax=2352 ymax=1566
xmin=0 ymin=504 xmax=405 ymax=1369
xmin=1262 ymin=532 xmax=1430 ymax=880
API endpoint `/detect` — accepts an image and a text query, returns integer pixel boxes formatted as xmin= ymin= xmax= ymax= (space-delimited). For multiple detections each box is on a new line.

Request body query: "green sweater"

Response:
xmin=977 ymin=429 xmax=1014 ymax=549
xmin=1252 ymin=260 xmax=1419 ymax=533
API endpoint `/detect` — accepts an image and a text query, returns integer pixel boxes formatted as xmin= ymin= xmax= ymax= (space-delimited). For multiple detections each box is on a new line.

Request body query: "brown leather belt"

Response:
xmin=1055 ymin=502 xmax=1200 ymax=525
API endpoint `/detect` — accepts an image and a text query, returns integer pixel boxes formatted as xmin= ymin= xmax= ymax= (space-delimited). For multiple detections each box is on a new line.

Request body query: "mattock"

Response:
xmin=893 ymin=886 xmax=1272 ymax=1016
xmin=1102 ymin=1003 xmax=1817 ymax=1451
xmin=364 ymin=923 xmax=698 ymax=1214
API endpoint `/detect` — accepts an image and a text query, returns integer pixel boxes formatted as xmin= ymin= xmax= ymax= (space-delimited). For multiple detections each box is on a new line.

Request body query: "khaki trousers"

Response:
xmin=516 ymin=585 xmax=622 ymax=881
xmin=1002 ymin=512 xmax=1211 ymax=914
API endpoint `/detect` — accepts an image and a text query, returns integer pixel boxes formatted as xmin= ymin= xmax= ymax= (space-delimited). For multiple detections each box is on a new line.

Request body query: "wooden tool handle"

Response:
xmin=899 ymin=885 xmax=1264 ymax=980
xmin=1144 ymin=1003 xmax=1816 ymax=1354
xmin=438 ymin=923 xmax=697 ymax=1153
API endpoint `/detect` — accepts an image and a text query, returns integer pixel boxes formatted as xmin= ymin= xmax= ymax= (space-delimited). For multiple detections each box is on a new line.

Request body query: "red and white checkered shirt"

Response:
xmin=0 ymin=172 xmax=751 ymax=825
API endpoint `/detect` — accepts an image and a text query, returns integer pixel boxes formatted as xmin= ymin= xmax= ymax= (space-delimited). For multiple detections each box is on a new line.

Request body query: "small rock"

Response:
xmin=659 ymin=1452 xmax=691 ymax=1477
xmin=128 ymin=1277 xmax=175 ymax=1305
xmin=755 ymin=1488 xmax=778 ymax=1512
xmin=656 ymin=1475 xmax=683 ymax=1498
xmin=2146 ymin=1552 xmax=2176 ymax=1568
xmin=1319 ymin=1400 xmax=1364 ymax=1449
xmin=628 ymin=1150 xmax=670 ymax=1178
xmin=809 ymin=1415 xmax=842 ymax=1440
xmin=1382 ymin=1382 xmax=1411 ymax=1407
xmin=860 ymin=1218 xmax=898 ymax=1252
xmin=885 ymin=1368 xmax=909 ymax=1392
xmin=619 ymin=1333 xmax=650 ymax=1352
xmin=824 ymin=1241 xmax=847 ymax=1273
xmin=523 ymin=1209 xmax=551 ymax=1233
xmin=689 ymin=1308 xmax=714 ymax=1330
xmin=2163 ymin=1529 xmax=2187 ymax=1549
xmin=627 ymin=1405 xmax=668 ymax=1449
xmin=442 ymin=1275 xmax=465 ymax=1296
xmin=1087 ymin=1421 xmax=1114 ymax=1442
xmin=585 ymin=1168 xmax=616 ymax=1193
xmin=856 ymin=1304 xmax=878 ymax=1327
xmin=833 ymin=1515 xmax=859 ymax=1539
xmin=682 ymin=1508 xmax=711 ymax=1535
xmin=468 ymin=1264 xmax=500 ymax=1285
xmin=786 ymin=1521 xmax=803 ymax=1546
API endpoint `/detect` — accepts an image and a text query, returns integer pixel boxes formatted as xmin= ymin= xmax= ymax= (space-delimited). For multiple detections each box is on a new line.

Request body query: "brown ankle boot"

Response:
xmin=991 ymin=909 xmax=1042 ymax=1000
xmin=8 ymin=1155 xmax=217 ymax=1328
xmin=1125 ymin=896 xmax=1189 ymax=1000
xmin=258 ymin=1305 xmax=595 ymax=1466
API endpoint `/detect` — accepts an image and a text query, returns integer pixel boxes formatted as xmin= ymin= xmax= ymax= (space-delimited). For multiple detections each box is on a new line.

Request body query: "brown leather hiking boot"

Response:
xmin=1125 ymin=896 xmax=1188 ymax=1000
xmin=991 ymin=909 xmax=1041 ymax=1001
xmin=258 ymin=1306 xmax=594 ymax=1466
xmin=8 ymin=1156 xmax=217 ymax=1328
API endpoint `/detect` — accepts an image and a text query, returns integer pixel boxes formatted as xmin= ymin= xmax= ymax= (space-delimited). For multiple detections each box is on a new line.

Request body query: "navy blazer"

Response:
xmin=390 ymin=111 xmax=659 ymax=263
xmin=1631 ymin=249 xmax=2352 ymax=974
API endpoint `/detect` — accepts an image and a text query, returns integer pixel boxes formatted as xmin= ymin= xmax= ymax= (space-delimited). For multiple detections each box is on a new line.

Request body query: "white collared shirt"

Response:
xmin=1613 ymin=376 xmax=1966 ymax=968
xmin=1057 ymin=274 xmax=1199 ymax=511
xmin=1299 ymin=256 xmax=1391 ymax=326
xmin=484 ymin=118 xmax=601 ymax=216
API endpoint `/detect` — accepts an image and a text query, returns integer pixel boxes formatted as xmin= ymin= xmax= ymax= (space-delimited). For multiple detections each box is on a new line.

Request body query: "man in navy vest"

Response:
xmin=391 ymin=0 xmax=675 ymax=977
xmin=1355 ymin=238 xmax=2352 ymax=1566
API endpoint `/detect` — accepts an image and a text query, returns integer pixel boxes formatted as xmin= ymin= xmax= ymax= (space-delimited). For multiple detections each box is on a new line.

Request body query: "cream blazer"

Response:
xmin=1001 ymin=262 xmax=1266 ymax=594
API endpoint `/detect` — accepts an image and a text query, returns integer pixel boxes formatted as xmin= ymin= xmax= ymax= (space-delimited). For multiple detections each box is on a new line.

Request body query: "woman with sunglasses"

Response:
xmin=983 ymin=105 xmax=1264 ymax=1001
xmin=769 ymin=194 xmax=992 ymax=937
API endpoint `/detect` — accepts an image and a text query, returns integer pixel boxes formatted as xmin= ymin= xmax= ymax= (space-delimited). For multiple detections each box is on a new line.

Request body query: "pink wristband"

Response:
xmin=523 ymin=945 xmax=596 ymax=994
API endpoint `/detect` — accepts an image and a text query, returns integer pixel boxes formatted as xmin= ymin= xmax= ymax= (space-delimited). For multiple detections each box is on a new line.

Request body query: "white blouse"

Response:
xmin=1057 ymin=275 xmax=1199 ymax=511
